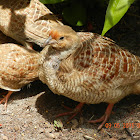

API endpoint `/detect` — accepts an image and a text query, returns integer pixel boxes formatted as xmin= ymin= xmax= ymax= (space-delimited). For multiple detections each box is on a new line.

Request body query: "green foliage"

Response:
xmin=40 ymin=0 xmax=87 ymax=26
xmin=53 ymin=120 xmax=63 ymax=131
xmin=102 ymin=0 xmax=135 ymax=36
xmin=62 ymin=3 xmax=86 ymax=26
xmin=39 ymin=0 xmax=67 ymax=4
xmin=40 ymin=0 xmax=135 ymax=34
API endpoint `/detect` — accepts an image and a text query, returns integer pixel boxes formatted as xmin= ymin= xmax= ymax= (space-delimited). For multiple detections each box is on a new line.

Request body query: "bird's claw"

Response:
xmin=56 ymin=103 xmax=84 ymax=122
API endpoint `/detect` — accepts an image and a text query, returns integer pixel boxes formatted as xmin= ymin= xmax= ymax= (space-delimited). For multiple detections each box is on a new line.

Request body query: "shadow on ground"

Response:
xmin=35 ymin=86 xmax=140 ymax=130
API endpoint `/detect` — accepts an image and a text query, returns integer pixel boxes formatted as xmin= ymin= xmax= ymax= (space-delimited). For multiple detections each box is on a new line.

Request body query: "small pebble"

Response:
xmin=45 ymin=133 xmax=56 ymax=139
xmin=109 ymin=138 xmax=118 ymax=140
xmin=1 ymin=134 xmax=8 ymax=140
xmin=83 ymin=135 xmax=95 ymax=140
xmin=14 ymin=126 xmax=19 ymax=131
xmin=39 ymin=128 xmax=44 ymax=133
xmin=45 ymin=128 xmax=53 ymax=133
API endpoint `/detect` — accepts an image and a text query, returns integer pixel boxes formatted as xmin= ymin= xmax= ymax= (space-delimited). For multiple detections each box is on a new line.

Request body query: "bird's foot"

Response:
xmin=0 ymin=91 xmax=13 ymax=109
xmin=88 ymin=103 xmax=114 ymax=130
xmin=56 ymin=103 xmax=84 ymax=122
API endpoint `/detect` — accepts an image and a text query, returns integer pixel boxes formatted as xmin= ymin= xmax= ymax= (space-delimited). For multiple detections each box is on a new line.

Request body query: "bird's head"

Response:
xmin=43 ymin=25 xmax=80 ymax=52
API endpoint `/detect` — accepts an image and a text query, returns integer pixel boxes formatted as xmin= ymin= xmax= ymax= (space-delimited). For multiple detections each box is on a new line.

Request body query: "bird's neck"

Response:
xmin=39 ymin=45 xmax=77 ymax=91
xmin=45 ymin=48 xmax=75 ymax=76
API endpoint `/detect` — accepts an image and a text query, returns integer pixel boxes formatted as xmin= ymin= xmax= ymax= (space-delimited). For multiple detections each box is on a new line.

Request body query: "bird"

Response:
xmin=0 ymin=0 xmax=79 ymax=49
xmin=0 ymin=32 xmax=40 ymax=108
xmin=39 ymin=31 xmax=140 ymax=130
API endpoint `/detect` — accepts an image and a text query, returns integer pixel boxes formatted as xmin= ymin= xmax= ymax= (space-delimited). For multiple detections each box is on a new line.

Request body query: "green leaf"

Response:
xmin=102 ymin=0 xmax=134 ymax=36
xmin=53 ymin=120 xmax=63 ymax=131
xmin=39 ymin=0 xmax=67 ymax=4
xmin=62 ymin=3 xmax=86 ymax=26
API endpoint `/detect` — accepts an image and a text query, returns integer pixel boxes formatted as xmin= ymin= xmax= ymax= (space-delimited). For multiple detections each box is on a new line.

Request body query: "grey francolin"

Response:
xmin=39 ymin=32 xmax=140 ymax=130
xmin=0 ymin=31 xmax=39 ymax=108
xmin=0 ymin=0 xmax=79 ymax=49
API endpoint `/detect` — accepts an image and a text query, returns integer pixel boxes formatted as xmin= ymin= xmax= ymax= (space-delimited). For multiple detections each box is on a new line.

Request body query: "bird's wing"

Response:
xmin=0 ymin=44 xmax=39 ymax=90
xmin=61 ymin=32 xmax=140 ymax=88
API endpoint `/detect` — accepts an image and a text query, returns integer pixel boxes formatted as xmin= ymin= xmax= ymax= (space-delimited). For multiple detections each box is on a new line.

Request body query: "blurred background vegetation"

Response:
xmin=40 ymin=0 xmax=135 ymax=35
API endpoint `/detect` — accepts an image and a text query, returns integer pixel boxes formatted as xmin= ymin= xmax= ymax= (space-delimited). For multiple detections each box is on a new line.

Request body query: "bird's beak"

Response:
xmin=42 ymin=36 xmax=57 ymax=47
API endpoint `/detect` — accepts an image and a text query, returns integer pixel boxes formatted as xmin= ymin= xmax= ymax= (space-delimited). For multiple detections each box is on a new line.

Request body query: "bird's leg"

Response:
xmin=0 ymin=91 xmax=13 ymax=109
xmin=88 ymin=103 xmax=114 ymax=130
xmin=56 ymin=102 xmax=84 ymax=121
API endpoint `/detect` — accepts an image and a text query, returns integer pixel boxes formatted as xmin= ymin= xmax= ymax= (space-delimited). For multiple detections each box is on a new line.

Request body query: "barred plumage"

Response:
xmin=39 ymin=32 xmax=140 ymax=129
xmin=0 ymin=31 xmax=39 ymax=107
xmin=0 ymin=0 xmax=79 ymax=49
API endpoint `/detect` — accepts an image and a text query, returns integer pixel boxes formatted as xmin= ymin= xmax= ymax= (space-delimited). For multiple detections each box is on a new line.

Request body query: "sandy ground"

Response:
xmin=0 ymin=1 xmax=140 ymax=140
xmin=0 ymin=81 xmax=140 ymax=140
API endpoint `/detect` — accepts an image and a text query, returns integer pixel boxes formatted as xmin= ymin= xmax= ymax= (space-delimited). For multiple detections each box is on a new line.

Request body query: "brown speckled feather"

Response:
xmin=0 ymin=44 xmax=39 ymax=91
xmin=0 ymin=31 xmax=39 ymax=91
xmin=68 ymin=32 xmax=140 ymax=88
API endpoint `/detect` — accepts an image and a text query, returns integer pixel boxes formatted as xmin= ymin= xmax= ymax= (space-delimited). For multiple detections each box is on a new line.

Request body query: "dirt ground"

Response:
xmin=0 ymin=1 xmax=140 ymax=140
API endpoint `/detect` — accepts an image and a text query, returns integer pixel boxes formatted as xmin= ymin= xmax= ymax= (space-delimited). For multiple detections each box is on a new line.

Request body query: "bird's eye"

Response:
xmin=59 ymin=36 xmax=64 ymax=40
